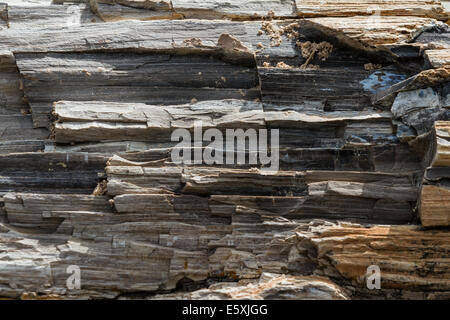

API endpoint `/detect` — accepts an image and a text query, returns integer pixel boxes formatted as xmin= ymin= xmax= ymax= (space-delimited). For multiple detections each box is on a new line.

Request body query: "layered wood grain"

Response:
xmin=0 ymin=1 xmax=449 ymax=300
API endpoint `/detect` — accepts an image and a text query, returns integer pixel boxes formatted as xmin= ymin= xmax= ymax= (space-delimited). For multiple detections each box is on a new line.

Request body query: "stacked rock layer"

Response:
xmin=0 ymin=0 xmax=449 ymax=299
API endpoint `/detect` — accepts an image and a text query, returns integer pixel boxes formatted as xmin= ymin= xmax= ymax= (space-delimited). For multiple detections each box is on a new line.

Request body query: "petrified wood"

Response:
xmin=296 ymin=222 xmax=450 ymax=299
xmin=0 ymin=0 xmax=449 ymax=300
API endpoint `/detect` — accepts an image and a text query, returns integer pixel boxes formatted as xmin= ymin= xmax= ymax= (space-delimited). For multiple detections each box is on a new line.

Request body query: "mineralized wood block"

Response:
xmin=0 ymin=50 xmax=25 ymax=109
xmin=106 ymin=166 xmax=308 ymax=196
xmin=419 ymin=185 xmax=450 ymax=227
xmin=6 ymin=4 xmax=97 ymax=30
xmin=97 ymin=0 xmax=173 ymax=10
xmin=372 ymin=66 xmax=450 ymax=107
xmin=0 ymin=19 xmax=252 ymax=54
xmin=0 ymin=0 xmax=449 ymax=300
xmin=415 ymin=23 xmax=450 ymax=46
xmin=152 ymin=274 xmax=349 ymax=300
xmin=307 ymin=16 xmax=441 ymax=45
xmin=16 ymin=52 xmax=259 ymax=128
xmin=106 ymin=161 xmax=418 ymax=223
xmin=0 ymin=230 xmax=210 ymax=297
xmin=106 ymin=165 xmax=183 ymax=195
xmin=417 ymin=122 xmax=450 ymax=227
xmin=0 ymin=114 xmax=48 ymax=142
xmin=424 ymin=49 xmax=450 ymax=68
xmin=92 ymin=2 xmax=179 ymax=21
xmin=171 ymin=0 xmax=296 ymax=19
xmin=295 ymin=0 xmax=450 ymax=21
xmin=297 ymin=223 xmax=450 ymax=294
xmin=3 ymin=193 xmax=112 ymax=232
xmin=0 ymin=4 xmax=7 ymax=30
xmin=0 ymin=152 xmax=107 ymax=195
xmin=426 ymin=121 xmax=450 ymax=167
xmin=110 ymin=142 xmax=422 ymax=173
xmin=209 ymin=186 xmax=416 ymax=224
xmin=52 ymin=99 xmax=265 ymax=143
xmin=181 ymin=167 xmax=307 ymax=196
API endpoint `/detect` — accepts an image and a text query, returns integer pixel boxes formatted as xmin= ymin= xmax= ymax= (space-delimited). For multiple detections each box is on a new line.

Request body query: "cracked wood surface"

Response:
xmin=0 ymin=0 xmax=449 ymax=300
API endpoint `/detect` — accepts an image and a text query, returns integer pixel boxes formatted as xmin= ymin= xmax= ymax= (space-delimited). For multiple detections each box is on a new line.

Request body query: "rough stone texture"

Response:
xmin=0 ymin=0 xmax=449 ymax=300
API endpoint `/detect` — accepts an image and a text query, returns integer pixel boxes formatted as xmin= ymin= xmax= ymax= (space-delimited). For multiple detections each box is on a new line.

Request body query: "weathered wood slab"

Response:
xmin=16 ymin=52 xmax=259 ymax=128
xmin=210 ymin=185 xmax=416 ymax=224
xmin=3 ymin=193 xmax=112 ymax=232
xmin=0 ymin=140 xmax=44 ymax=154
xmin=417 ymin=121 xmax=450 ymax=227
xmin=0 ymin=19 xmax=253 ymax=55
xmin=52 ymin=99 xmax=264 ymax=143
xmin=296 ymin=222 xmax=450 ymax=296
xmin=171 ymin=0 xmax=296 ymax=19
xmin=93 ymin=2 xmax=178 ymax=20
xmin=0 ymin=152 xmax=107 ymax=195
xmin=153 ymin=274 xmax=349 ymax=300
xmin=432 ymin=121 xmax=450 ymax=167
xmin=6 ymin=4 xmax=97 ymax=30
xmin=424 ymin=49 xmax=450 ymax=68
xmin=419 ymin=185 xmax=450 ymax=227
xmin=181 ymin=167 xmax=307 ymax=196
xmin=97 ymin=0 xmax=172 ymax=9
xmin=295 ymin=0 xmax=450 ymax=21
xmin=372 ymin=66 xmax=450 ymax=107
xmin=0 ymin=50 xmax=26 ymax=111
xmin=0 ymin=0 xmax=449 ymax=301
xmin=415 ymin=121 xmax=450 ymax=168
xmin=307 ymin=16 xmax=442 ymax=46
xmin=0 ymin=114 xmax=48 ymax=141
xmin=106 ymin=166 xmax=308 ymax=196
xmin=0 ymin=4 xmax=7 ymax=30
